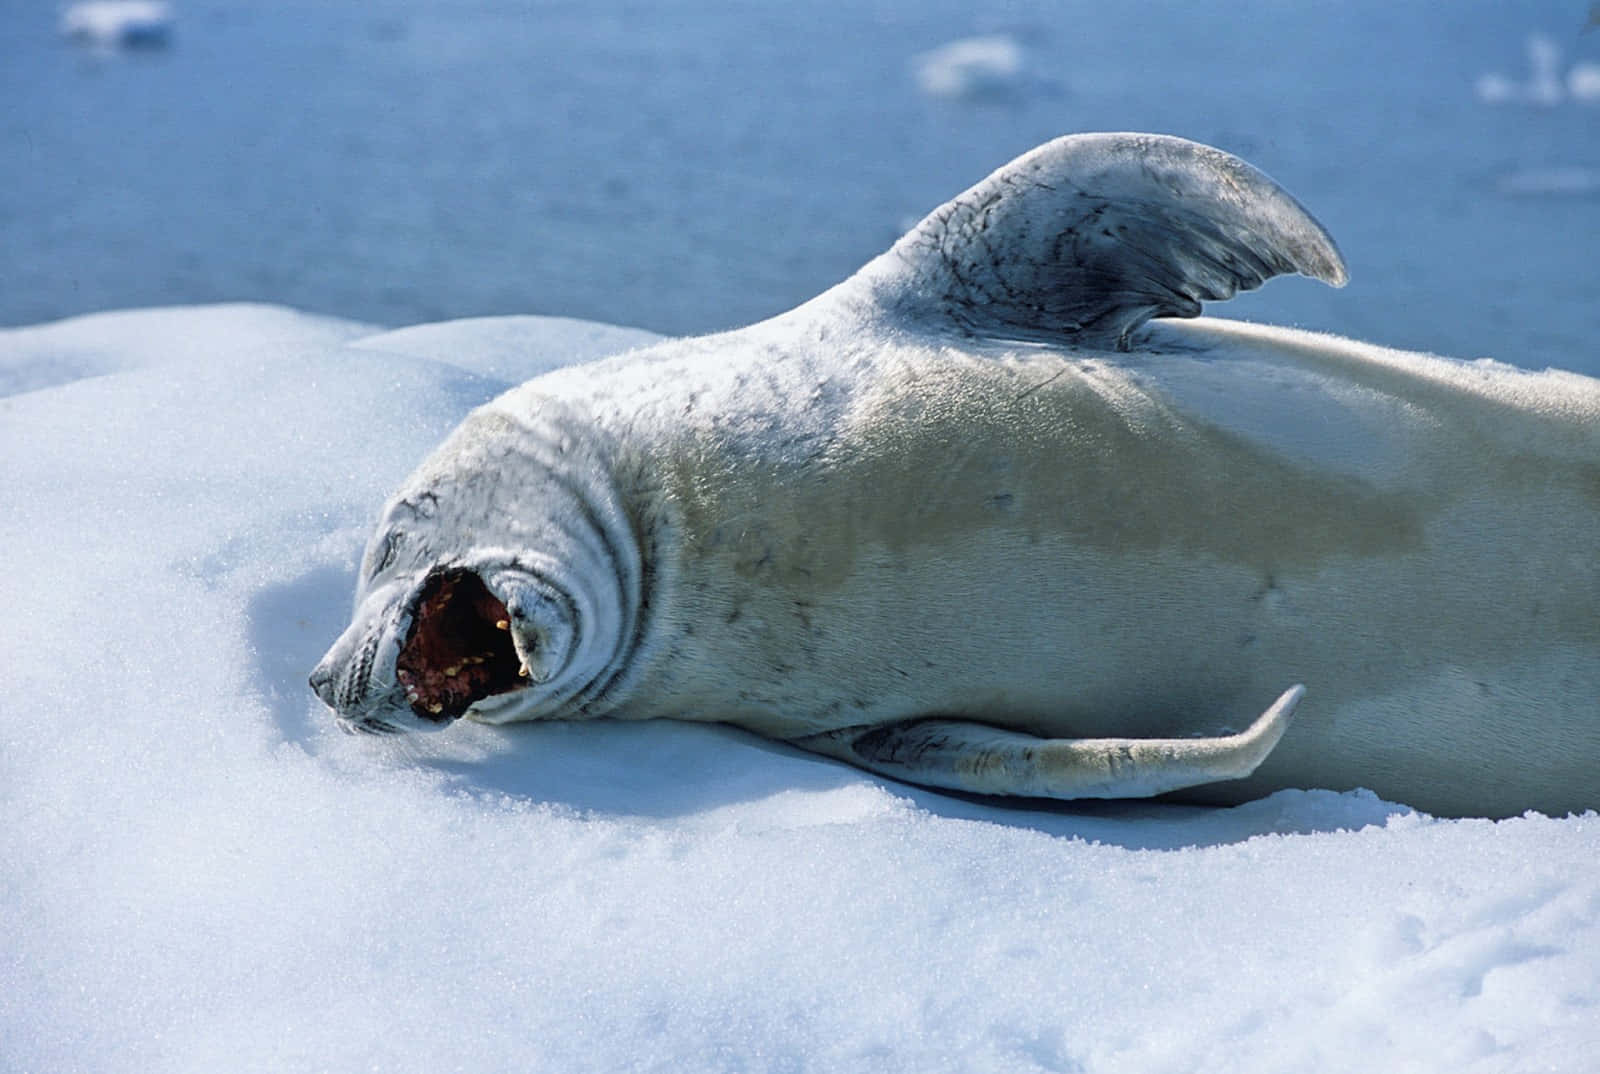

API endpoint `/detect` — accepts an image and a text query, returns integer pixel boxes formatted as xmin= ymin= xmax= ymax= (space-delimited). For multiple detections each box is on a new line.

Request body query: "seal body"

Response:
xmin=311 ymin=134 xmax=1599 ymax=818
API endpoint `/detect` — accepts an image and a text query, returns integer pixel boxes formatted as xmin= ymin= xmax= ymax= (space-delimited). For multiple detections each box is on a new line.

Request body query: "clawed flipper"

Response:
xmin=790 ymin=685 xmax=1304 ymax=799
xmin=853 ymin=133 xmax=1347 ymax=350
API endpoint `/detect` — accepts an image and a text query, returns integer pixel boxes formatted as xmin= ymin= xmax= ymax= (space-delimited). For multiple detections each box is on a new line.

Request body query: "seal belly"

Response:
xmin=626 ymin=344 xmax=1397 ymax=738
xmin=620 ymin=336 xmax=1599 ymax=816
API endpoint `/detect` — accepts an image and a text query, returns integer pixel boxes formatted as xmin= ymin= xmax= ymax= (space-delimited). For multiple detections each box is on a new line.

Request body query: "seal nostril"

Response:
xmin=308 ymin=662 xmax=337 ymax=708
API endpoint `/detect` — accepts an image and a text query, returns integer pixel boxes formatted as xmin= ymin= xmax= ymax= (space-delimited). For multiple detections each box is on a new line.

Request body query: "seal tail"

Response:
xmin=790 ymin=684 xmax=1304 ymax=800
xmin=856 ymin=133 xmax=1347 ymax=350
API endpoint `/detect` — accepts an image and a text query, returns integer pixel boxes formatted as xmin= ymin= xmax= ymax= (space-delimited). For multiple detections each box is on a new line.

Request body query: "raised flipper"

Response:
xmin=850 ymin=133 xmax=1347 ymax=350
xmin=789 ymin=685 xmax=1304 ymax=799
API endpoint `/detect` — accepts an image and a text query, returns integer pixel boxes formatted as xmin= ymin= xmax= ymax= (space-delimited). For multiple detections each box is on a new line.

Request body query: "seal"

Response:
xmin=310 ymin=132 xmax=1600 ymax=818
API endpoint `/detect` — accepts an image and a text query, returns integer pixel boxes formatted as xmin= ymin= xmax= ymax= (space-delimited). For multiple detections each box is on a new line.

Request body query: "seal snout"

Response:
xmin=395 ymin=569 xmax=526 ymax=722
xmin=307 ymin=659 xmax=339 ymax=710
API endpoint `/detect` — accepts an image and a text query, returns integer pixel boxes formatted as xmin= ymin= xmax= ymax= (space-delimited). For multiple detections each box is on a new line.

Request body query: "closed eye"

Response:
xmin=366 ymin=530 xmax=401 ymax=580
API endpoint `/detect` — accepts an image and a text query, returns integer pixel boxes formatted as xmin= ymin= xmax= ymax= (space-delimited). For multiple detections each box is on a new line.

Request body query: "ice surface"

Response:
xmin=1475 ymin=33 xmax=1600 ymax=107
xmin=0 ymin=303 xmax=378 ymax=397
xmin=59 ymin=1 xmax=173 ymax=50
xmin=351 ymin=315 xmax=661 ymax=382
xmin=912 ymin=35 xmax=1027 ymax=102
xmin=1570 ymin=62 xmax=1600 ymax=103
xmin=2 ymin=306 xmax=1596 ymax=1074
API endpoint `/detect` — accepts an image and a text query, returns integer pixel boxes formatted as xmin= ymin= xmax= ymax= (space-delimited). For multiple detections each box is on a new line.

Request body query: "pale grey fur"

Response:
xmin=860 ymin=132 xmax=1347 ymax=349
xmin=312 ymin=133 xmax=1598 ymax=818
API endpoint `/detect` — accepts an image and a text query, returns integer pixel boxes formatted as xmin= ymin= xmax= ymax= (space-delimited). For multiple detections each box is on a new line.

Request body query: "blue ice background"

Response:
xmin=4 ymin=0 xmax=1597 ymax=372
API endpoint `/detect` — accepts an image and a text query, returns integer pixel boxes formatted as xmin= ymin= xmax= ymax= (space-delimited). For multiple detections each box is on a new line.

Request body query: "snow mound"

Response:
xmin=912 ymin=34 xmax=1028 ymax=102
xmin=0 ymin=303 xmax=377 ymax=398
xmin=60 ymin=1 xmax=174 ymax=50
xmin=1475 ymin=32 xmax=1598 ymax=106
xmin=351 ymin=314 xmax=660 ymax=381
xmin=1569 ymin=61 xmax=1600 ymax=103
xmin=2 ymin=304 xmax=1597 ymax=1073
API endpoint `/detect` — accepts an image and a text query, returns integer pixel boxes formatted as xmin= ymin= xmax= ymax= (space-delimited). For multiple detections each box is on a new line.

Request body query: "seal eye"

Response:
xmin=366 ymin=531 xmax=401 ymax=580
xmin=395 ymin=570 xmax=524 ymax=721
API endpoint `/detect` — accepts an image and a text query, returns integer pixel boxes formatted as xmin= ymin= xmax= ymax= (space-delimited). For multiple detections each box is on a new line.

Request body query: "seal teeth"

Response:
xmin=519 ymin=664 xmax=530 ymax=678
xmin=394 ymin=568 xmax=528 ymax=724
xmin=495 ymin=619 xmax=510 ymax=631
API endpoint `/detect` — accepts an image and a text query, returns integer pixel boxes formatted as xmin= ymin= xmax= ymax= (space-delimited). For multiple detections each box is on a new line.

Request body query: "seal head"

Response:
xmin=309 ymin=405 xmax=642 ymax=734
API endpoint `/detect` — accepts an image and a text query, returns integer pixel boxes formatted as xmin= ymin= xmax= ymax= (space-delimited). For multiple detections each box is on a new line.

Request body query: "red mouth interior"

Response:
xmin=395 ymin=570 xmax=524 ymax=722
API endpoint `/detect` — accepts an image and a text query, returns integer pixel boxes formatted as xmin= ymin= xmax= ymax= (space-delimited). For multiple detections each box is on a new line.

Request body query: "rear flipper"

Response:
xmin=789 ymin=685 xmax=1303 ymax=799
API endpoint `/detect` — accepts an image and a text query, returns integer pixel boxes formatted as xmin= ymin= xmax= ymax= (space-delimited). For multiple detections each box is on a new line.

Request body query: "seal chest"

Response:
xmin=312 ymin=132 xmax=1599 ymax=818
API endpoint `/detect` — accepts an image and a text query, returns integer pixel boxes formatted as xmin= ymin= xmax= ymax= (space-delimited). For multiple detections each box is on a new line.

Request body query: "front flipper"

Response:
xmin=789 ymin=685 xmax=1303 ymax=799
xmin=851 ymin=132 xmax=1347 ymax=350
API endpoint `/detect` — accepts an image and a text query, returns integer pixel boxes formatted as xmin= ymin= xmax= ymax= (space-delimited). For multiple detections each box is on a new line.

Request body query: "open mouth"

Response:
xmin=395 ymin=569 xmax=525 ymax=722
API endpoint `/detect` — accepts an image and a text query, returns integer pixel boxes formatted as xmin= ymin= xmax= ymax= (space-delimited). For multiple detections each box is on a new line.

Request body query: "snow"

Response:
xmin=1570 ymin=62 xmax=1600 ymax=104
xmin=3 ymin=305 xmax=1598 ymax=1074
xmin=1474 ymin=34 xmax=1566 ymax=107
xmin=913 ymin=35 xmax=1028 ymax=102
xmin=7 ymin=0 xmax=1600 ymax=1067
xmin=59 ymin=1 xmax=173 ymax=50
xmin=1474 ymin=33 xmax=1600 ymax=108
